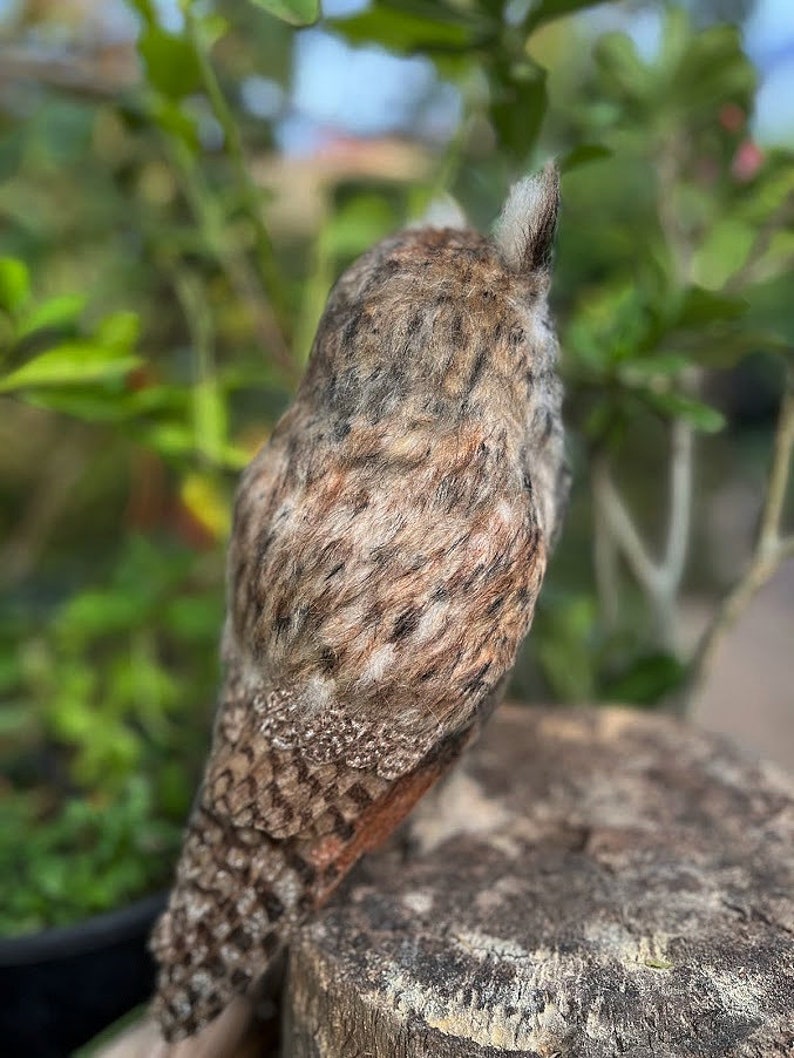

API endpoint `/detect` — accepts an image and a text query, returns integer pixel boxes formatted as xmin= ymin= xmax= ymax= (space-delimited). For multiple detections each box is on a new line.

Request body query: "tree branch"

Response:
xmin=590 ymin=136 xmax=698 ymax=650
xmin=591 ymin=456 xmax=663 ymax=598
xmin=685 ymin=363 xmax=794 ymax=707
xmin=591 ymin=415 xmax=695 ymax=650
xmin=592 ymin=463 xmax=620 ymax=632
xmin=758 ymin=365 xmax=794 ymax=551
xmin=662 ymin=417 xmax=694 ymax=592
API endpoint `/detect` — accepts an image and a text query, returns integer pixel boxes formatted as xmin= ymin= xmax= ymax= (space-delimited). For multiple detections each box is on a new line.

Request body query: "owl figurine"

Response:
xmin=150 ymin=164 xmax=568 ymax=1041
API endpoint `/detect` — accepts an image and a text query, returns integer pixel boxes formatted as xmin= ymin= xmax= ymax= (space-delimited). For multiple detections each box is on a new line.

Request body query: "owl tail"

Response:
xmin=150 ymin=729 xmax=474 ymax=1041
xmin=149 ymin=807 xmax=307 ymax=1042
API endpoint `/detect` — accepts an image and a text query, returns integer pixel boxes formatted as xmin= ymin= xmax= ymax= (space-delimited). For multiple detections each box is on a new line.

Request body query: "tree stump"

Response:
xmin=282 ymin=705 xmax=794 ymax=1057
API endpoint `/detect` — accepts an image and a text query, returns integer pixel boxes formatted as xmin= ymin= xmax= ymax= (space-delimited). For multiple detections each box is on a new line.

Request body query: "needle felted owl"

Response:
xmin=150 ymin=164 xmax=568 ymax=1041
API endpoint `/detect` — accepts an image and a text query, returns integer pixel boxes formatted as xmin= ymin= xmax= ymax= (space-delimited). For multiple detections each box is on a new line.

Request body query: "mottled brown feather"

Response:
xmin=151 ymin=168 xmax=567 ymax=1041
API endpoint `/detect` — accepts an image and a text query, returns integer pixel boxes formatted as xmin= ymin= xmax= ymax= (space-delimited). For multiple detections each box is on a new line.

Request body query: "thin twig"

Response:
xmin=592 ymin=460 xmax=620 ymax=632
xmin=590 ymin=135 xmax=698 ymax=651
xmin=166 ymin=137 xmax=297 ymax=383
xmin=591 ymin=457 xmax=662 ymax=597
xmin=685 ymin=364 xmax=794 ymax=707
xmin=663 ymin=417 xmax=694 ymax=592
xmin=182 ymin=5 xmax=291 ymax=337
xmin=651 ymin=415 xmax=695 ymax=647
xmin=592 ymin=429 xmax=693 ymax=649
xmin=758 ymin=365 xmax=794 ymax=550
xmin=170 ymin=267 xmax=224 ymax=467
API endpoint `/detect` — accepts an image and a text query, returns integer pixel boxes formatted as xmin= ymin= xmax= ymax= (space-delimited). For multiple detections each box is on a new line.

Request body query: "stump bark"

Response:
xmin=282 ymin=705 xmax=794 ymax=1058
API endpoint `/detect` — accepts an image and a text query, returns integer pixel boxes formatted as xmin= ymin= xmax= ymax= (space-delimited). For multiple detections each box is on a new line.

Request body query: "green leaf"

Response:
xmin=582 ymin=398 xmax=631 ymax=447
xmin=193 ymin=377 xmax=227 ymax=464
xmin=643 ymin=390 xmax=726 ymax=433
xmin=617 ymin=354 xmax=689 ymax=384
xmin=488 ymin=60 xmax=547 ymax=164
xmin=21 ymin=386 xmax=131 ymax=421
xmin=249 ymin=0 xmax=320 ymax=26
xmin=16 ymin=294 xmax=86 ymax=339
xmin=594 ymin=32 xmax=652 ymax=107
xmin=96 ymin=311 xmax=140 ymax=351
xmin=601 ymin=652 xmax=686 ymax=706
xmin=564 ymin=282 xmax=651 ymax=371
xmin=738 ymin=160 xmax=794 ymax=225
xmin=743 ymin=273 xmax=794 ymax=349
xmin=14 ymin=377 xmax=184 ymax=422
xmin=672 ymin=24 xmax=755 ymax=114
xmin=691 ymin=220 xmax=755 ymax=290
xmin=328 ymin=5 xmax=473 ymax=53
xmin=0 ymin=345 xmax=141 ymax=392
xmin=0 ymin=258 xmax=30 ymax=315
xmin=199 ymin=13 xmax=231 ymax=48
xmin=657 ymin=5 xmax=690 ymax=73
xmin=676 ymin=287 xmax=747 ymax=329
xmin=149 ymin=98 xmax=200 ymax=154
xmin=560 ymin=144 xmax=612 ymax=172
xmin=685 ymin=329 xmax=790 ymax=368
xmin=533 ymin=593 xmax=598 ymax=702
xmin=137 ymin=27 xmax=202 ymax=100
xmin=526 ymin=0 xmax=612 ymax=32
xmin=140 ymin=422 xmax=198 ymax=460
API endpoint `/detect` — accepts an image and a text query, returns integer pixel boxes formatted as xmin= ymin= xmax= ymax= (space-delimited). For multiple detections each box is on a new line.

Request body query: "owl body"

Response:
xmin=151 ymin=168 xmax=567 ymax=1040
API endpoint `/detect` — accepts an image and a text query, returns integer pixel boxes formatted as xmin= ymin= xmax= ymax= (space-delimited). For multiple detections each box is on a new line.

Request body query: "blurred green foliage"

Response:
xmin=1 ymin=0 xmax=792 ymax=932
xmin=1 ymin=536 xmax=218 ymax=933
xmin=0 ymin=779 xmax=179 ymax=935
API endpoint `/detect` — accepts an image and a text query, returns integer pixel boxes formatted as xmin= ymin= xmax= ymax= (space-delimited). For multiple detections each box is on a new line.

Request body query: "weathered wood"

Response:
xmin=282 ymin=705 xmax=794 ymax=1057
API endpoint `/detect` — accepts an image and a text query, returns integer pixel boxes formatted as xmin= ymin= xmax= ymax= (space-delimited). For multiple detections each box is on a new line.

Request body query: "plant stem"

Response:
xmin=171 ymin=267 xmax=224 ymax=467
xmin=592 ymin=459 xmax=620 ymax=632
xmin=759 ymin=366 xmax=794 ymax=547
xmin=664 ymin=417 xmax=694 ymax=590
xmin=181 ymin=4 xmax=292 ymax=342
xmin=591 ymin=418 xmax=694 ymax=650
xmin=684 ymin=364 xmax=794 ymax=708
xmin=592 ymin=456 xmax=661 ymax=598
xmin=166 ymin=137 xmax=297 ymax=383
xmin=590 ymin=135 xmax=699 ymax=657
xmin=655 ymin=415 xmax=694 ymax=647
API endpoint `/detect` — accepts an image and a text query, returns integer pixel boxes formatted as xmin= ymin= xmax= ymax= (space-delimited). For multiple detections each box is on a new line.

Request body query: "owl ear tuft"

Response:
xmin=493 ymin=163 xmax=559 ymax=275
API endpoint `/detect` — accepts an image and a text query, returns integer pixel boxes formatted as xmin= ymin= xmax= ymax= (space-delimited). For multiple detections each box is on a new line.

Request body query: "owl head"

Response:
xmin=300 ymin=165 xmax=561 ymax=447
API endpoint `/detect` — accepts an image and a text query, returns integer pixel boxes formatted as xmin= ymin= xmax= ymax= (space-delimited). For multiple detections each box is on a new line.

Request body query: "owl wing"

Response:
xmin=231 ymin=417 xmax=547 ymax=776
xmin=152 ymin=419 xmax=548 ymax=1040
xmin=150 ymin=664 xmax=475 ymax=1041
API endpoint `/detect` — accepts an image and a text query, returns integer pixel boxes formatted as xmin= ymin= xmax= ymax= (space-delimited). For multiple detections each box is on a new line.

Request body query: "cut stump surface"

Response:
xmin=283 ymin=705 xmax=794 ymax=1057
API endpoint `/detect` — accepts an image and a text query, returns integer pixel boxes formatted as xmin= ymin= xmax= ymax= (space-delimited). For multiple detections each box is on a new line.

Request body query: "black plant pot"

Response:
xmin=0 ymin=891 xmax=167 ymax=1058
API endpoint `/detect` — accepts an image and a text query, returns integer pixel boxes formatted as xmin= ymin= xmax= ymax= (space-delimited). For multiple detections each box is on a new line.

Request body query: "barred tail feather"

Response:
xmin=151 ymin=726 xmax=473 ymax=1041
xmin=149 ymin=808 xmax=303 ymax=1042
